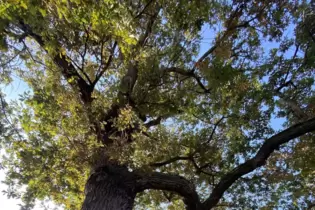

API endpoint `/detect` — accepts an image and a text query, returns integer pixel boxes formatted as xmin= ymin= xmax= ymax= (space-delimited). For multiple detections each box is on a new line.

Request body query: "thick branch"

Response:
xmin=144 ymin=116 xmax=162 ymax=128
xmin=135 ymin=171 xmax=202 ymax=210
xmin=203 ymin=116 xmax=315 ymax=209
xmin=117 ymin=6 xmax=159 ymax=99
xmin=96 ymin=4 xmax=161 ymax=143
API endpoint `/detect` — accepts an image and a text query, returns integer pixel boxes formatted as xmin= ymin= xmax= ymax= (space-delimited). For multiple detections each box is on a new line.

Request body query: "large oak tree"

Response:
xmin=1 ymin=0 xmax=315 ymax=209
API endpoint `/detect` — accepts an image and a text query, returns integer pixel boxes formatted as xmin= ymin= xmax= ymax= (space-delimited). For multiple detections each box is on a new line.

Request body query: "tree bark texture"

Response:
xmin=81 ymin=165 xmax=136 ymax=210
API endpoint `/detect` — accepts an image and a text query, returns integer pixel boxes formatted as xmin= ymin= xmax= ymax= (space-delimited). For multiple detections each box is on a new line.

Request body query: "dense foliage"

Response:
xmin=1 ymin=0 xmax=315 ymax=209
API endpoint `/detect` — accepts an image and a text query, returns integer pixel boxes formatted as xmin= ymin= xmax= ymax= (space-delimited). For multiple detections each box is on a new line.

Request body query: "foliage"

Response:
xmin=0 ymin=0 xmax=315 ymax=209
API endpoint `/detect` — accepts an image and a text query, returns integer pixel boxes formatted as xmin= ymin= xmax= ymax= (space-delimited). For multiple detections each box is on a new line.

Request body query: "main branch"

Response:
xmin=203 ymin=116 xmax=315 ymax=209
xmin=135 ymin=170 xmax=202 ymax=210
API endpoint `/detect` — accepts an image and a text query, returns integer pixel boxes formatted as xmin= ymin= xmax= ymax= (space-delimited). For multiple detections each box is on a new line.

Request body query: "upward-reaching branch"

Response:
xmin=194 ymin=4 xmax=257 ymax=70
xmin=164 ymin=67 xmax=210 ymax=93
xmin=92 ymin=41 xmax=117 ymax=87
xmin=139 ymin=117 xmax=315 ymax=209
xmin=17 ymin=21 xmax=94 ymax=104
xmin=119 ymin=4 xmax=159 ymax=100
xmin=97 ymin=4 xmax=161 ymax=143
xmin=135 ymin=0 xmax=155 ymax=19
xmin=78 ymin=26 xmax=93 ymax=86
xmin=202 ymin=116 xmax=315 ymax=209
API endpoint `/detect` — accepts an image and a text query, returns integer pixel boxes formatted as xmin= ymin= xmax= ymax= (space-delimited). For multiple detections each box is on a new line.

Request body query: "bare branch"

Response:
xmin=149 ymin=152 xmax=217 ymax=178
xmin=81 ymin=25 xmax=90 ymax=70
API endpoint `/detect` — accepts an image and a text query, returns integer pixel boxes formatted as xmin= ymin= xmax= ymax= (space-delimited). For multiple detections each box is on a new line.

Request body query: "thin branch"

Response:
xmin=0 ymin=93 xmax=23 ymax=142
xmin=307 ymin=28 xmax=315 ymax=44
xmin=95 ymin=40 xmax=106 ymax=75
xmin=77 ymin=25 xmax=93 ymax=85
xmin=193 ymin=11 xmax=257 ymax=70
xmin=203 ymin=116 xmax=315 ymax=209
xmin=207 ymin=116 xmax=225 ymax=143
xmin=276 ymin=80 xmax=294 ymax=92
xmin=0 ymin=47 xmax=25 ymax=68
xmin=165 ymin=67 xmax=210 ymax=93
xmin=284 ymin=44 xmax=299 ymax=83
xmin=150 ymin=156 xmax=191 ymax=167
xmin=114 ymin=9 xmax=161 ymax=105
xmin=149 ymin=152 xmax=217 ymax=178
xmin=81 ymin=25 xmax=89 ymax=71
xmin=92 ymin=41 xmax=117 ymax=87
xmin=17 ymin=21 xmax=93 ymax=104
xmin=135 ymin=0 xmax=155 ymax=19
xmin=22 ymin=41 xmax=49 ymax=68
xmin=64 ymin=53 xmax=93 ymax=85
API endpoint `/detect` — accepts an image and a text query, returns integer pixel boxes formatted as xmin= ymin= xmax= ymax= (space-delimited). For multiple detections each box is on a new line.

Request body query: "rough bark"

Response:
xmin=81 ymin=165 xmax=137 ymax=210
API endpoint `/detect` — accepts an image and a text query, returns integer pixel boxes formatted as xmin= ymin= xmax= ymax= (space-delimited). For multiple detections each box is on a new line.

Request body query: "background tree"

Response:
xmin=1 ymin=0 xmax=315 ymax=209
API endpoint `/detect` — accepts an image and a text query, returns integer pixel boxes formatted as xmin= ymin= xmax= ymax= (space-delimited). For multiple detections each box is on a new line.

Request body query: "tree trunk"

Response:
xmin=81 ymin=165 xmax=137 ymax=210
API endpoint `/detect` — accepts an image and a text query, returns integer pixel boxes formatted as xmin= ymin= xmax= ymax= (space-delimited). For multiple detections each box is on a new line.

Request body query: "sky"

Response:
xmin=0 ymin=81 xmax=39 ymax=210
xmin=0 ymin=173 xmax=22 ymax=209
xmin=0 ymin=18 xmax=291 ymax=210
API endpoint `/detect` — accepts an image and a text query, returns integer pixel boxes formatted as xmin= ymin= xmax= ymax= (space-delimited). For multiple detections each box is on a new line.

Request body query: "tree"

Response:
xmin=1 ymin=0 xmax=315 ymax=209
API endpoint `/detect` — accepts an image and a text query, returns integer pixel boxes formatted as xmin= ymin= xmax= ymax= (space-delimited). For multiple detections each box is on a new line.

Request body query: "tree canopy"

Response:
xmin=1 ymin=0 xmax=315 ymax=209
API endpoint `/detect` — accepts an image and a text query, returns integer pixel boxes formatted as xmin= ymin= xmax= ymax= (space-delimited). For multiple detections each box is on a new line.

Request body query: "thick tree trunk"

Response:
xmin=81 ymin=165 xmax=137 ymax=210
